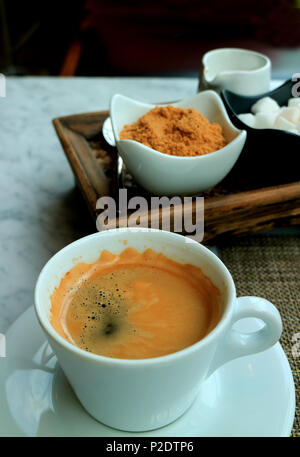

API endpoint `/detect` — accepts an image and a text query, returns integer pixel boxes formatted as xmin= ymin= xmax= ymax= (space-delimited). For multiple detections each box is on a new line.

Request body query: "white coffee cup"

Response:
xmin=34 ymin=228 xmax=282 ymax=432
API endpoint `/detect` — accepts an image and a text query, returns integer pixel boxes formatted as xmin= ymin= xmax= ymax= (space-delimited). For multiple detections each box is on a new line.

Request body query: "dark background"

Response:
xmin=1 ymin=0 xmax=300 ymax=78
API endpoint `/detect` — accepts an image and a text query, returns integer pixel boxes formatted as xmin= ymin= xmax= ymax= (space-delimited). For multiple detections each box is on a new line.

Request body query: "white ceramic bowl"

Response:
xmin=110 ymin=91 xmax=246 ymax=196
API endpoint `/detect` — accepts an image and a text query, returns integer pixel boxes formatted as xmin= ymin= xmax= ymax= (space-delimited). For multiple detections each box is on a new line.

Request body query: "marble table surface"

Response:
xmin=0 ymin=76 xmax=199 ymax=333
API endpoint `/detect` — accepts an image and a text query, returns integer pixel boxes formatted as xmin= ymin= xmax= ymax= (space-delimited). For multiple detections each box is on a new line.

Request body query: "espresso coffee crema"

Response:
xmin=50 ymin=248 xmax=221 ymax=359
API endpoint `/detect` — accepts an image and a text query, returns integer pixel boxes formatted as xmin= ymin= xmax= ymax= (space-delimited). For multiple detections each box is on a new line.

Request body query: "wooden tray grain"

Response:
xmin=53 ymin=110 xmax=300 ymax=245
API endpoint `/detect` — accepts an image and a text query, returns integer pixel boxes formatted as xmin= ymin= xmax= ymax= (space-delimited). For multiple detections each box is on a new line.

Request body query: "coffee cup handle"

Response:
xmin=206 ymin=296 xmax=282 ymax=378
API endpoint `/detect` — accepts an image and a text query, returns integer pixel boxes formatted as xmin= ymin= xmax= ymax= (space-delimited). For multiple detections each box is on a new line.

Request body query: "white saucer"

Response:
xmin=0 ymin=306 xmax=295 ymax=437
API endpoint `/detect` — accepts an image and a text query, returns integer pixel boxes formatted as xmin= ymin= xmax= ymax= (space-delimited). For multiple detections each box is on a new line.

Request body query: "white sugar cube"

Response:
xmin=279 ymin=107 xmax=299 ymax=123
xmin=238 ymin=113 xmax=255 ymax=127
xmin=288 ymin=97 xmax=300 ymax=108
xmin=295 ymin=122 xmax=300 ymax=134
xmin=251 ymin=97 xmax=280 ymax=114
xmin=273 ymin=115 xmax=295 ymax=131
xmin=254 ymin=112 xmax=277 ymax=129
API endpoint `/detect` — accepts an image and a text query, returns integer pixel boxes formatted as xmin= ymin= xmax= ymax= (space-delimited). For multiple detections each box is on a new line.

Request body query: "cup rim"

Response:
xmin=34 ymin=228 xmax=236 ymax=366
xmin=202 ymin=47 xmax=271 ymax=76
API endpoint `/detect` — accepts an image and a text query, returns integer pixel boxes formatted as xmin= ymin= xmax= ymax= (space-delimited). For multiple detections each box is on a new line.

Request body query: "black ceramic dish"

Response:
xmin=221 ymin=79 xmax=300 ymax=187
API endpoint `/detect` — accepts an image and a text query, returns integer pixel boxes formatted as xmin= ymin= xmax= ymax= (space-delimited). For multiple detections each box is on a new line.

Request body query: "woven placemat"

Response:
xmin=218 ymin=233 xmax=300 ymax=437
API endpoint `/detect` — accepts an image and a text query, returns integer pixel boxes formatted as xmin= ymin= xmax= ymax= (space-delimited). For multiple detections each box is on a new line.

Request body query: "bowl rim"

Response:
xmin=110 ymin=91 xmax=246 ymax=162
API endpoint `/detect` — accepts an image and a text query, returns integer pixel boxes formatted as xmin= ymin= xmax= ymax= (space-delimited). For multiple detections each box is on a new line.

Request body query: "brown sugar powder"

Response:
xmin=119 ymin=105 xmax=227 ymax=157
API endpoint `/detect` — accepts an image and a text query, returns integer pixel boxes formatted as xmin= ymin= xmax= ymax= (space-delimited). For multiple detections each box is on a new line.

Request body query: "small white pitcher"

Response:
xmin=199 ymin=48 xmax=271 ymax=96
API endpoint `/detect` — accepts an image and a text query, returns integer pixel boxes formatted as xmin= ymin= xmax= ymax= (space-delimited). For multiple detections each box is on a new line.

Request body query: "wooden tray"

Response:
xmin=53 ymin=110 xmax=300 ymax=245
